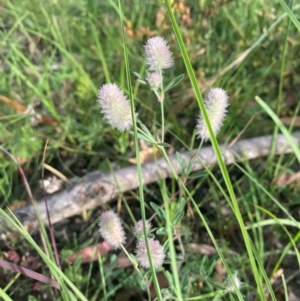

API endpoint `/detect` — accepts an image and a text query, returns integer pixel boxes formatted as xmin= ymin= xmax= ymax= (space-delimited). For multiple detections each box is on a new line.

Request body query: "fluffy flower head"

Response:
xmin=133 ymin=220 xmax=152 ymax=237
xmin=144 ymin=36 xmax=174 ymax=72
xmin=98 ymin=83 xmax=133 ymax=132
xmin=99 ymin=210 xmax=126 ymax=249
xmin=135 ymin=238 xmax=165 ymax=269
xmin=196 ymin=88 xmax=229 ymax=141
xmin=225 ymin=273 xmax=242 ymax=293
xmin=146 ymin=72 xmax=163 ymax=90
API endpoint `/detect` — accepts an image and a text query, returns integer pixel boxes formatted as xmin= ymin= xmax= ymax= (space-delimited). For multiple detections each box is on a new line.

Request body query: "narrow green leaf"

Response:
xmin=178 ymin=227 xmax=191 ymax=237
xmin=176 ymin=152 xmax=185 ymax=175
xmin=188 ymin=171 xmax=207 ymax=179
xmin=150 ymin=202 xmax=165 ymax=219
xmin=136 ymin=133 xmax=155 ymax=144
xmin=133 ymin=71 xmax=147 ymax=84
xmin=178 ymin=197 xmax=186 ymax=212
xmin=256 ymin=96 xmax=300 ymax=163
xmin=164 ymin=270 xmax=173 ymax=283
xmin=129 ymin=253 xmax=138 ymax=266
xmin=164 ymin=257 xmax=184 ymax=264
xmin=164 ymin=74 xmax=185 ymax=92
xmin=163 ymin=238 xmax=169 ymax=252
xmin=157 ymin=142 xmax=170 ymax=147
xmin=164 ymin=2 xmax=257 ymax=298
xmin=157 ymin=227 xmax=168 ymax=235
xmin=278 ymin=0 xmax=300 ymax=31
xmin=138 ymin=121 xmax=153 ymax=137
xmin=172 ymin=211 xmax=184 ymax=225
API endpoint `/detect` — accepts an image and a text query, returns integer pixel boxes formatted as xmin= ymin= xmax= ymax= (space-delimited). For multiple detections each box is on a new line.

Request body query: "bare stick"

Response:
xmin=2 ymin=132 xmax=300 ymax=233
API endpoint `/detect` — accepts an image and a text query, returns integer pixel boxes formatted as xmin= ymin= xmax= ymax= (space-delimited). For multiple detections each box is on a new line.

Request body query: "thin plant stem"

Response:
xmin=154 ymin=76 xmax=183 ymax=299
xmin=158 ymin=146 xmax=246 ymax=300
xmin=160 ymin=70 xmax=165 ymax=143
xmin=164 ymin=1 xmax=267 ymax=298
xmin=186 ymin=290 xmax=224 ymax=300
xmin=160 ymin=100 xmax=165 ymax=143
xmin=0 ymin=147 xmax=51 ymax=262
xmin=160 ymin=181 xmax=183 ymax=300
xmin=120 ymin=245 xmax=151 ymax=300
xmin=117 ymin=1 xmax=163 ymax=300
xmin=41 ymin=140 xmax=61 ymax=270
xmin=98 ymin=252 xmax=107 ymax=301
xmin=269 ymin=0 xmax=293 ymax=168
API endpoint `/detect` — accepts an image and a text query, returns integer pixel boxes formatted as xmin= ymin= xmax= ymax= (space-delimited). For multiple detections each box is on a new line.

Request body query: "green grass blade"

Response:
xmin=278 ymin=0 xmax=300 ymax=31
xmin=117 ymin=1 xmax=164 ymax=300
xmin=255 ymin=96 xmax=300 ymax=163
xmin=164 ymin=0 xmax=265 ymax=298
xmin=0 ymin=209 xmax=89 ymax=301
xmin=0 ymin=288 xmax=14 ymax=301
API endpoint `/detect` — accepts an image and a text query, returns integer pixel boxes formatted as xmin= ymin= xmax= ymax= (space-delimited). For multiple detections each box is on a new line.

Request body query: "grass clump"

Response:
xmin=0 ymin=0 xmax=300 ymax=300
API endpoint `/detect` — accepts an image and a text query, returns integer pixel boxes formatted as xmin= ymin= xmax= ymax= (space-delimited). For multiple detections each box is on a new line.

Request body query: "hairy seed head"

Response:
xmin=225 ymin=273 xmax=242 ymax=293
xmin=196 ymin=88 xmax=229 ymax=141
xmin=146 ymin=72 xmax=163 ymax=90
xmin=135 ymin=238 xmax=165 ymax=269
xmin=99 ymin=210 xmax=126 ymax=249
xmin=144 ymin=36 xmax=174 ymax=72
xmin=98 ymin=83 xmax=133 ymax=132
xmin=133 ymin=220 xmax=152 ymax=237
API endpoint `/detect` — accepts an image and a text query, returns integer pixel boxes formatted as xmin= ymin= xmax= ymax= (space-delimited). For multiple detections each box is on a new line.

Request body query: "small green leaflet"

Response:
xmin=187 ymin=170 xmax=207 ymax=179
xmin=133 ymin=72 xmax=147 ymax=84
xmin=135 ymin=132 xmax=156 ymax=144
xmin=172 ymin=211 xmax=184 ymax=225
xmin=172 ymin=198 xmax=186 ymax=225
xmin=129 ymin=253 xmax=138 ymax=267
xmin=156 ymin=227 xmax=167 ymax=235
xmin=150 ymin=202 xmax=165 ymax=219
xmin=163 ymin=257 xmax=184 ymax=264
xmin=164 ymin=74 xmax=185 ymax=92
xmin=138 ymin=121 xmax=153 ymax=137
xmin=156 ymin=142 xmax=170 ymax=147
xmin=176 ymin=151 xmax=185 ymax=175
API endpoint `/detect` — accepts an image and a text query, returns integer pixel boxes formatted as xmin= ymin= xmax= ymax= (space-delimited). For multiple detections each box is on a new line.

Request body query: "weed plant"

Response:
xmin=0 ymin=0 xmax=300 ymax=300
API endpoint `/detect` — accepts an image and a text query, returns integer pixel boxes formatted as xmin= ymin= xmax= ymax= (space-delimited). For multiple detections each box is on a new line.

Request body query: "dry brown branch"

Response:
xmin=2 ymin=132 xmax=300 ymax=234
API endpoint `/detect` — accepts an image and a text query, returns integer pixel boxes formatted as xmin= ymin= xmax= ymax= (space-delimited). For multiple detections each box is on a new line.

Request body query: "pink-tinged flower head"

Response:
xmin=135 ymin=238 xmax=165 ymax=269
xmin=133 ymin=220 xmax=152 ymax=236
xmin=225 ymin=273 xmax=242 ymax=293
xmin=146 ymin=72 xmax=163 ymax=90
xmin=144 ymin=36 xmax=174 ymax=72
xmin=196 ymin=88 xmax=229 ymax=141
xmin=99 ymin=210 xmax=126 ymax=249
xmin=98 ymin=83 xmax=133 ymax=132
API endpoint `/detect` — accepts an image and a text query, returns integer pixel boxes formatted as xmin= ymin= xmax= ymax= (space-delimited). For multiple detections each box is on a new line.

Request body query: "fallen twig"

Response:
xmin=1 ymin=132 xmax=300 ymax=233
